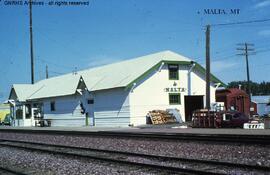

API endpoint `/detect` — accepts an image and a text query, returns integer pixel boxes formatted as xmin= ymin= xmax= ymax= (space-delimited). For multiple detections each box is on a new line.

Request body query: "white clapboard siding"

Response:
xmin=43 ymin=95 xmax=86 ymax=126
xmin=50 ymin=118 xmax=85 ymax=127
xmin=94 ymin=111 xmax=130 ymax=127
xmin=93 ymin=88 xmax=131 ymax=127
xmin=129 ymin=64 xmax=216 ymax=126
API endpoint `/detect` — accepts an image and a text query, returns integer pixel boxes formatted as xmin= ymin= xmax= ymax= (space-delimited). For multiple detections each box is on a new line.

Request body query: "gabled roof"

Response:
xmin=80 ymin=50 xmax=225 ymax=90
xmin=80 ymin=50 xmax=191 ymax=91
xmin=9 ymin=84 xmax=43 ymax=102
xmin=29 ymin=74 xmax=82 ymax=100
xmin=10 ymin=75 xmax=81 ymax=101
xmin=9 ymin=50 xmax=225 ymax=101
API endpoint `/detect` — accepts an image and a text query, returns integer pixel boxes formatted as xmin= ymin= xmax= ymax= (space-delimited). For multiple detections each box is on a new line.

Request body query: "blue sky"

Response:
xmin=0 ymin=0 xmax=270 ymax=102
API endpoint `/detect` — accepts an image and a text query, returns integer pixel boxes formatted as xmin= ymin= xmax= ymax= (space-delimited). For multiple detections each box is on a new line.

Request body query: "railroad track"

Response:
xmin=0 ymin=128 xmax=270 ymax=144
xmin=0 ymin=139 xmax=269 ymax=175
xmin=0 ymin=167 xmax=27 ymax=175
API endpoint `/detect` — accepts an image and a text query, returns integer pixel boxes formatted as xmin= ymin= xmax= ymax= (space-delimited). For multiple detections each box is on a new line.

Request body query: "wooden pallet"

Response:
xmin=148 ymin=110 xmax=177 ymax=125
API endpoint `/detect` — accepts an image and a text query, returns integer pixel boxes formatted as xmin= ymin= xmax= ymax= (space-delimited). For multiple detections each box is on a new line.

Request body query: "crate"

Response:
xmin=192 ymin=109 xmax=221 ymax=128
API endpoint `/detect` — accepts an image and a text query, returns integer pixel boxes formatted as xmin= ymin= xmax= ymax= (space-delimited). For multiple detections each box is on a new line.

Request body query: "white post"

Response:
xmin=188 ymin=63 xmax=196 ymax=96
xmin=11 ymin=106 xmax=15 ymax=126
xmin=14 ymin=105 xmax=17 ymax=126
xmin=158 ymin=62 xmax=164 ymax=72
xmin=22 ymin=104 xmax=26 ymax=126
xmin=31 ymin=104 xmax=35 ymax=126
xmin=31 ymin=104 xmax=34 ymax=126
xmin=22 ymin=105 xmax=26 ymax=120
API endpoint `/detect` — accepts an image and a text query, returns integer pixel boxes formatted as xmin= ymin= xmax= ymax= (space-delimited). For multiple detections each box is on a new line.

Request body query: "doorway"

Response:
xmin=184 ymin=95 xmax=204 ymax=121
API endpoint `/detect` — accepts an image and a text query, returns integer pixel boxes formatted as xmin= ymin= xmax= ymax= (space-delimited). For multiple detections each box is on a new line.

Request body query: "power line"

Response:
xmin=251 ymin=63 xmax=270 ymax=68
xmin=194 ymin=42 xmax=270 ymax=63
xmin=213 ymin=54 xmax=237 ymax=61
xmin=193 ymin=52 xmax=237 ymax=63
xmin=212 ymin=18 xmax=270 ymax=27
xmin=256 ymin=48 xmax=270 ymax=54
xmin=49 ymin=71 xmax=65 ymax=75
xmin=36 ymin=58 xmax=74 ymax=70
xmin=212 ymin=63 xmax=270 ymax=74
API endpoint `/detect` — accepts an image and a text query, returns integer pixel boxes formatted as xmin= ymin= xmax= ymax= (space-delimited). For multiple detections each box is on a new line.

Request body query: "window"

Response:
xmin=169 ymin=93 xmax=181 ymax=105
xmin=223 ymin=114 xmax=232 ymax=121
xmin=15 ymin=106 xmax=23 ymax=119
xmin=50 ymin=101 xmax=55 ymax=111
xmin=87 ymin=99 xmax=94 ymax=104
xmin=168 ymin=64 xmax=179 ymax=80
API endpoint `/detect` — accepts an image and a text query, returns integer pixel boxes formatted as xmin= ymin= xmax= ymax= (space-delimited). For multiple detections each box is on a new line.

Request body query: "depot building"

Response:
xmin=7 ymin=50 xmax=225 ymax=127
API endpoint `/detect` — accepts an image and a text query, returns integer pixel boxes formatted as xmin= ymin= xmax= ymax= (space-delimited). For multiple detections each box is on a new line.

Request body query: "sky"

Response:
xmin=0 ymin=0 xmax=270 ymax=102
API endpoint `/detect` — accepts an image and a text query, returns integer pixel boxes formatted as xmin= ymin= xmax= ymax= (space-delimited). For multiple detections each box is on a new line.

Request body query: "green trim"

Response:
xmin=169 ymin=93 xmax=181 ymax=105
xmin=168 ymin=64 xmax=179 ymax=80
xmin=125 ymin=61 xmax=189 ymax=90
xmin=169 ymin=72 xmax=179 ymax=80
xmin=125 ymin=61 xmax=162 ymax=90
xmin=125 ymin=60 xmax=226 ymax=90
xmin=164 ymin=60 xmax=191 ymax=65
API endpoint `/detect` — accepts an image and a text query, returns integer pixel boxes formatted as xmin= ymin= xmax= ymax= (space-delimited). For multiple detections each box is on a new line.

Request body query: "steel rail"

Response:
xmin=0 ymin=139 xmax=269 ymax=174
xmin=0 ymin=128 xmax=270 ymax=144
xmin=1 ymin=139 xmax=269 ymax=172
xmin=0 ymin=167 xmax=28 ymax=175
xmin=0 ymin=141 xmax=221 ymax=175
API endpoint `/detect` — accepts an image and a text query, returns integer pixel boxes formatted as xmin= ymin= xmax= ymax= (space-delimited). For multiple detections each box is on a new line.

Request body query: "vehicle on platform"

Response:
xmin=192 ymin=109 xmax=249 ymax=128
xmin=221 ymin=111 xmax=249 ymax=128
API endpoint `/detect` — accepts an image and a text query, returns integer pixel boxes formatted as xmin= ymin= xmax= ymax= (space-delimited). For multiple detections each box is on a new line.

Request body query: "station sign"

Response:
xmin=164 ymin=87 xmax=186 ymax=93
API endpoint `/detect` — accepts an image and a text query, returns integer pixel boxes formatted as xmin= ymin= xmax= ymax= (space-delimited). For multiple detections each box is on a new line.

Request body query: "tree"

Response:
xmin=227 ymin=81 xmax=270 ymax=95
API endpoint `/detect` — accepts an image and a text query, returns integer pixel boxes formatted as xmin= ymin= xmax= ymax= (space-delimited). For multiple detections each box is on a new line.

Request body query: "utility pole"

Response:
xmin=46 ymin=65 xmax=49 ymax=79
xmin=73 ymin=67 xmax=78 ymax=75
xmin=236 ymin=43 xmax=255 ymax=117
xmin=205 ymin=25 xmax=211 ymax=110
xmin=29 ymin=0 xmax=35 ymax=84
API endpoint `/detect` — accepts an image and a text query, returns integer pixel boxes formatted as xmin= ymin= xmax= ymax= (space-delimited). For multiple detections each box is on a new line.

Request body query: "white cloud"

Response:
xmin=211 ymin=60 xmax=238 ymax=73
xmin=258 ymin=30 xmax=270 ymax=37
xmin=254 ymin=0 xmax=270 ymax=8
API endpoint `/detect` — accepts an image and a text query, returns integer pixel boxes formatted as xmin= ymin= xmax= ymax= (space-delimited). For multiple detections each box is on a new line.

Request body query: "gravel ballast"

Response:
xmin=0 ymin=132 xmax=269 ymax=166
xmin=0 ymin=146 xmax=170 ymax=175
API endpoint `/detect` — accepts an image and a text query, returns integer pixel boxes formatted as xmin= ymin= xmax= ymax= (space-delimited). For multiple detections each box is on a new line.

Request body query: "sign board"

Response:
xmin=164 ymin=87 xmax=186 ymax=93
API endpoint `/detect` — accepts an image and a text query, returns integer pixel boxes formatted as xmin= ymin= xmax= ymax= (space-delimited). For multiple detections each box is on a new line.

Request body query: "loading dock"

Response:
xmin=184 ymin=95 xmax=204 ymax=121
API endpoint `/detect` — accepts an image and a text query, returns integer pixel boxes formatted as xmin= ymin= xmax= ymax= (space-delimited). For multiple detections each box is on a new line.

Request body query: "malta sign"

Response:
xmin=164 ymin=87 xmax=186 ymax=93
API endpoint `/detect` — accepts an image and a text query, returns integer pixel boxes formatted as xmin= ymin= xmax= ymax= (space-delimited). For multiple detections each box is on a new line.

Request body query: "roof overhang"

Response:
xmin=125 ymin=60 xmax=226 ymax=90
xmin=4 ymin=99 xmax=16 ymax=106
